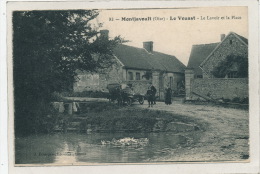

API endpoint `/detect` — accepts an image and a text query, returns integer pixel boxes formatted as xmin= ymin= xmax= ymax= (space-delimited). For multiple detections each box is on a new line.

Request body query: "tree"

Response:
xmin=13 ymin=10 xmax=122 ymax=135
xmin=212 ymin=54 xmax=248 ymax=78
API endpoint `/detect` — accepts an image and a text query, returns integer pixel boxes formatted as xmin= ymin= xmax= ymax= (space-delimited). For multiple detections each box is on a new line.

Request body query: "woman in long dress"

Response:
xmin=165 ymin=87 xmax=172 ymax=105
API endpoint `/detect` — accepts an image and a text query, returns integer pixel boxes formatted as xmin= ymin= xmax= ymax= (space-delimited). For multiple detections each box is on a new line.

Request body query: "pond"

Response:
xmin=15 ymin=132 xmax=192 ymax=164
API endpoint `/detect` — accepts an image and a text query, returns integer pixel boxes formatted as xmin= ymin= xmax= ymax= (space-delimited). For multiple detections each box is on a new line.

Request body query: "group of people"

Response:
xmin=146 ymin=83 xmax=173 ymax=107
xmin=111 ymin=83 xmax=173 ymax=107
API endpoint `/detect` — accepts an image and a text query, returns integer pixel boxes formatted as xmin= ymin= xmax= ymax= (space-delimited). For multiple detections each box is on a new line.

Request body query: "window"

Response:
xmin=196 ymin=75 xmax=203 ymax=78
xmin=136 ymin=72 xmax=140 ymax=80
xmin=229 ymin=40 xmax=232 ymax=44
xmin=227 ymin=71 xmax=238 ymax=78
xmin=128 ymin=72 xmax=133 ymax=80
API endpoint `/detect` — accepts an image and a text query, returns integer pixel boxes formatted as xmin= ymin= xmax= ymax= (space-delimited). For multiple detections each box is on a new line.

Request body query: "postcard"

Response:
xmin=4 ymin=1 xmax=259 ymax=174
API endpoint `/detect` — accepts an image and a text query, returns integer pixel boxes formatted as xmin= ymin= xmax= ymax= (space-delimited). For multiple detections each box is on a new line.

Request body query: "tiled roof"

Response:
xmin=151 ymin=51 xmax=186 ymax=73
xmin=187 ymin=43 xmax=219 ymax=76
xmin=113 ymin=44 xmax=186 ymax=73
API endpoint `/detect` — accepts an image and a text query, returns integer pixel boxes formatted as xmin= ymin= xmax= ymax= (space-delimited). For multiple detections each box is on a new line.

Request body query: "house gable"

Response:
xmin=74 ymin=57 xmax=125 ymax=92
xmin=199 ymin=32 xmax=248 ymax=78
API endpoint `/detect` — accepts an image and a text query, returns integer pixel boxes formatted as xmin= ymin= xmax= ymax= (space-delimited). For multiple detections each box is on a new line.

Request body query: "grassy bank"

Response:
xmin=56 ymin=102 xmax=207 ymax=133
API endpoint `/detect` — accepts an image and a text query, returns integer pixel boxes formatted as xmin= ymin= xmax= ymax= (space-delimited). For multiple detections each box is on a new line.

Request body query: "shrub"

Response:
xmin=212 ymin=54 xmax=248 ymax=78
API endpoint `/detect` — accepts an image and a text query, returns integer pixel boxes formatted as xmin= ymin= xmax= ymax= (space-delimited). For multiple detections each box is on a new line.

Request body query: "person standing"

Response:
xmin=146 ymin=88 xmax=154 ymax=107
xmin=151 ymin=85 xmax=157 ymax=105
xmin=148 ymin=83 xmax=157 ymax=105
xmin=165 ymin=87 xmax=172 ymax=105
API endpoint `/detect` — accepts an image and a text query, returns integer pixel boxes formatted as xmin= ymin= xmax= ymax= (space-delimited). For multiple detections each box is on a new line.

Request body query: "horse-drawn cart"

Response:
xmin=107 ymin=83 xmax=145 ymax=106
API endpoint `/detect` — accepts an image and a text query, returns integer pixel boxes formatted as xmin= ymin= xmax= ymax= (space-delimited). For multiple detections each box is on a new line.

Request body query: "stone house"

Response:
xmin=187 ymin=32 xmax=248 ymax=79
xmin=185 ymin=32 xmax=248 ymax=100
xmin=74 ymin=31 xmax=186 ymax=100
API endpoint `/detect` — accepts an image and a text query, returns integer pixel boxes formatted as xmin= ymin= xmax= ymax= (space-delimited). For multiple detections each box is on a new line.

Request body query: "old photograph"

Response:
xmin=11 ymin=6 xmax=251 ymax=166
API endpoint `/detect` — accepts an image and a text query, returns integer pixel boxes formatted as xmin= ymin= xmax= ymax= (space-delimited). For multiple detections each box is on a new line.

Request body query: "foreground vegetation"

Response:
xmin=13 ymin=10 xmax=123 ymax=136
xmin=18 ymin=102 xmax=205 ymax=136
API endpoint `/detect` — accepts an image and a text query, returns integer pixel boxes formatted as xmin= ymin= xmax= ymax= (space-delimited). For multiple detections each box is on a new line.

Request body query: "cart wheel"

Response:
xmin=126 ymin=98 xmax=132 ymax=106
xmin=139 ymin=96 xmax=144 ymax=105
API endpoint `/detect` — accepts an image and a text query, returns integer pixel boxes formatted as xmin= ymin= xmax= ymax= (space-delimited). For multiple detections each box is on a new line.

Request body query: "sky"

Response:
xmin=94 ymin=7 xmax=248 ymax=66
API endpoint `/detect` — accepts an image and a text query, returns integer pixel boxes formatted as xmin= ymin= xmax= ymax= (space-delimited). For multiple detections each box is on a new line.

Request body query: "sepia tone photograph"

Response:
xmin=10 ymin=5 xmax=251 ymax=166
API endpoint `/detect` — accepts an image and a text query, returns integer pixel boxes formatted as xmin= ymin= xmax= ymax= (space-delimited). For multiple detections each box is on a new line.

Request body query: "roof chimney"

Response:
xmin=221 ymin=34 xmax=226 ymax=41
xmin=100 ymin=30 xmax=109 ymax=39
xmin=143 ymin=41 xmax=153 ymax=52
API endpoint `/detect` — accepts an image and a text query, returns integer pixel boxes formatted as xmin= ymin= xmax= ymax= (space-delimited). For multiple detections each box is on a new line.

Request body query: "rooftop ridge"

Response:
xmin=192 ymin=42 xmax=220 ymax=46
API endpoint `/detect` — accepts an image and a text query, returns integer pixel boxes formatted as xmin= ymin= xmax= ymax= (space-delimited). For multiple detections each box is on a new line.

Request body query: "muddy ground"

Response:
xmin=136 ymin=100 xmax=249 ymax=162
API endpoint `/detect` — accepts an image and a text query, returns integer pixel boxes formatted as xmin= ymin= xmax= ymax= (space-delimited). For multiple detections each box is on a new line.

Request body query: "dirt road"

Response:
xmin=136 ymin=100 xmax=249 ymax=162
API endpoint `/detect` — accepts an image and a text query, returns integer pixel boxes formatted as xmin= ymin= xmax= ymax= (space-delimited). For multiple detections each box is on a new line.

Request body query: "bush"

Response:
xmin=212 ymin=54 xmax=248 ymax=78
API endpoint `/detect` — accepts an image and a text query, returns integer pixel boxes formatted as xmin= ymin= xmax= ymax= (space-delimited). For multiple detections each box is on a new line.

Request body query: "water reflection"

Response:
xmin=16 ymin=132 xmax=188 ymax=164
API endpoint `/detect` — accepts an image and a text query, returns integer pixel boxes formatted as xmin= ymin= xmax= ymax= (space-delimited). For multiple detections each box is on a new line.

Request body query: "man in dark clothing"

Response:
xmin=165 ymin=87 xmax=172 ymax=105
xmin=150 ymin=84 xmax=157 ymax=104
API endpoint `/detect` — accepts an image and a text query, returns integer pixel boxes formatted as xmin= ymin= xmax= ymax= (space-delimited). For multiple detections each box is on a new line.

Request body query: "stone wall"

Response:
xmin=185 ymin=69 xmax=194 ymax=100
xmin=201 ymin=33 xmax=248 ymax=78
xmin=99 ymin=63 xmax=125 ymax=92
xmin=126 ymin=69 xmax=148 ymax=81
xmin=192 ymin=78 xmax=248 ymax=100
xmin=185 ymin=69 xmax=248 ymax=100
xmin=73 ymin=62 xmax=125 ymax=92
xmin=73 ymin=73 xmax=100 ymax=92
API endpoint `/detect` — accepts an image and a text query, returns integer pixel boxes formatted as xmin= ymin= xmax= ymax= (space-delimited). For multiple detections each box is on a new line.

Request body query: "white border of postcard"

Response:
xmin=1 ymin=0 xmax=259 ymax=174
